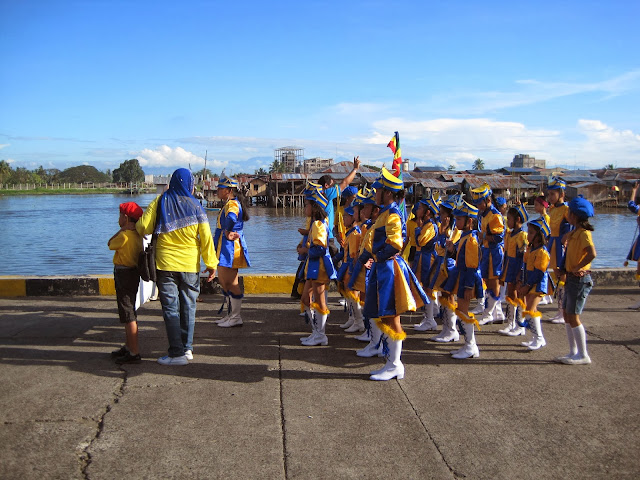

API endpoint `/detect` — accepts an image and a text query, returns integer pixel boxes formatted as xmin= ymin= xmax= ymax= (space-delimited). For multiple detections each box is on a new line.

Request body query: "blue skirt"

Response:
xmin=363 ymin=256 xmax=429 ymax=319
xmin=501 ymin=256 xmax=524 ymax=284
xmin=480 ymin=245 xmax=503 ymax=279
xmin=627 ymin=235 xmax=640 ymax=262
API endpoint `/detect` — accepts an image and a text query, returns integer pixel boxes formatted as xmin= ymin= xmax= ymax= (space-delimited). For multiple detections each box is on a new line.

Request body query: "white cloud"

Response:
xmin=575 ymin=120 xmax=640 ymax=165
xmin=135 ymin=145 xmax=227 ymax=169
xmin=0 ymin=144 xmax=9 ymax=150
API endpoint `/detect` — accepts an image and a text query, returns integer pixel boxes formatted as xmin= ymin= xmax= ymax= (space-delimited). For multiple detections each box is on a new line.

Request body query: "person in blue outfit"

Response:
xmin=317 ymin=156 xmax=361 ymax=248
xmin=518 ymin=217 xmax=551 ymax=351
xmin=412 ymin=195 xmax=440 ymax=331
xmin=442 ymin=199 xmax=483 ymax=359
xmin=214 ymin=175 xmax=251 ymax=328
xmin=298 ymin=189 xmax=337 ymax=346
xmin=470 ymin=183 xmax=505 ymax=325
xmin=364 ymin=168 xmax=428 ymax=381
xmin=625 ymin=182 xmax=640 ymax=309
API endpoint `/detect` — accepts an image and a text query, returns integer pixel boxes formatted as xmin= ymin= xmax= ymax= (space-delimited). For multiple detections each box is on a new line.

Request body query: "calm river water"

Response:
xmin=0 ymin=194 xmax=637 ymax=275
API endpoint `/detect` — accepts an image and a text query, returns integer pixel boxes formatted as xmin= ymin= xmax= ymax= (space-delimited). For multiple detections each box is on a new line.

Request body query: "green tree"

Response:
xmin=269 ymin=159 xmax=286 ymax=173
xmin=58 ymin=165 xmax=111 ymax=183
xmin=448 ymin=164 xmax=457 ymax=171
xmin=112 ymin=159 xmax=145 ymax=183
xmin=604 ymin=163 xmax=615 ymax=170
xmin=8 ymin=167 xmax=36 ymax=184
xmin=255 ymin=167 xmax=268 ymax=175
xmin=0 ymin=160 xmax=12 ymax=184
xmin=472 ymin=158 xmax=485 ymax=170
xmin=363 ymin=164 xmax=381 ymax=172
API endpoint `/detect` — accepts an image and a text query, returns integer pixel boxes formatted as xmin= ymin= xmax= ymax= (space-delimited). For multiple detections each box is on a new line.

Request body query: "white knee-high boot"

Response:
xmin=302 ymin=306 xmax=329 ymax=346
xmin=214 ymin=290 xmax=231 ymax=323
xmin=452 ymin=313 xmax=479 ymax=359
xmin=526 ymin=314 xmax=546 ymax=350
xmin=357 ymin=318 xmax=383 ymax=357
xmin=219 ymin=293 xmax=243 ymax=327
xmin=433 ymin=306 xmax=460 ymax=342
xmin=370 ymin=337 xmax=405 ymax=381
xmin=300 ymin=305 xmax=316 ymax=342
xmin=471 ymin=292 xmax=486 ymax=314
xmin=345 ymin=299 xmax=365 ymax=333
xmin=560 ymin=324 xmax=591 ymax=364
xmin=340 ymin=301 xmax=355 ymax=329
xmin=479 ymin=289 xmax=500 ymax=325
xmin=414 ymin=301 xmax=438 ymax=331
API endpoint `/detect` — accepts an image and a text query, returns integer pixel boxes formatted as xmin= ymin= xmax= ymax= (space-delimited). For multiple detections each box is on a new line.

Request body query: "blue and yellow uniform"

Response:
xmin=214 ymin=198 xmax=250 ymax=269
xmin=304 ymin=218 xmax=337 ymax=283
xmin=363 ymin=202 xmax=428 ymax=319
xmin=348 ymin=218 xmax=374 ymax=294
xmin=502 ymin=227 xmax=527 ymax=284
xmin=478 ymin=204 xmax=505 ymax=279
xmin=627 ymin=200 xmax=640 ymax=263
xmin=524 ymin=245 xmax=551 ymax=296
xmin=548 ymin=202 xmax=571 ymax=270
xmin=337 ymin=222 xmax=362 ymax=296
xmin=442 ymin=230 xmax=483 ymax=301
xmin=412 ymin=218 xmax=438 ymax=286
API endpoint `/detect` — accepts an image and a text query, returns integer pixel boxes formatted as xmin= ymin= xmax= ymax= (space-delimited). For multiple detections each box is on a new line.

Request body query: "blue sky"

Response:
xmin=1 ymin=0 xmax=639 ymax=174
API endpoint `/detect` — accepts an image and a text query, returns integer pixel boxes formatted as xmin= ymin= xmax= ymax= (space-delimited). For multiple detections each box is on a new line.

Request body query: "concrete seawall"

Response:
xmin=0 ymin=268 xmax=637 ymax=297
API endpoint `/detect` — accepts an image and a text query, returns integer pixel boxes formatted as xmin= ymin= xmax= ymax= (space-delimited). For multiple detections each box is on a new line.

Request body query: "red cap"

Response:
xmin=534 ymin=196 xmax=549 ymax=208
xmin=120 ymin=202 xmax=143 ymax=220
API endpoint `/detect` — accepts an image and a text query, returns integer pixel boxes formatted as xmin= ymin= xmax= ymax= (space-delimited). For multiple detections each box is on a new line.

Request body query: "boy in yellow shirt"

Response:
xmin=108 ymin=202 xmax=144 ymax=364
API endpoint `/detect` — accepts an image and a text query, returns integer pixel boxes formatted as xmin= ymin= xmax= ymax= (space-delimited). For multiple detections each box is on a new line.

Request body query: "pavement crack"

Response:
xmin=587 ymin=329 xmax=639 ymax=355
xmin=278 ymin=338 xmax=289 ymax=480
xmin=79 ymin=365 xmax=129 ymax=479
xmin=397 ymin=381 xmax=462 ymax=479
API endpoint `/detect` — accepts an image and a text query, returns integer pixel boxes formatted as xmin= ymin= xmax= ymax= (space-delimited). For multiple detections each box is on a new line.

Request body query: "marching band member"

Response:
xmin=214 ymin=175 xmax=251 ymax=328
xmin=365 ymin=168 xmax=428 ymax=380
xmin=625 ymin=182 xmax=640 ymax=310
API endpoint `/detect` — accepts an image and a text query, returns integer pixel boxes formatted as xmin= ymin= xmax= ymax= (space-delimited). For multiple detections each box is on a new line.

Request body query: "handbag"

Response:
xmin=138 ymin=213 xmax=159 ymax=282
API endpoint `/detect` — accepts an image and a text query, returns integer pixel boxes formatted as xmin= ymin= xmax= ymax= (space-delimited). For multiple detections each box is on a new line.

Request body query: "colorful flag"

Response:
xmin=387 ymin=131 xmax=402 ymax=177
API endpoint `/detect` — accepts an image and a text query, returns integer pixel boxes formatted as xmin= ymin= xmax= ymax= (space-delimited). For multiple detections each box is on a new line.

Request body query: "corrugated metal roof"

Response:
xmin=462 ymin=175 xmax=536 ymax=190
xmin=414 ymin=166 xmax=446 ymax=172
xmin=417 ymin=178 xmax=458 ymax=189
xmin=319 ymin=161 xmax=378 ymax=174
xmin=497 ymin=167 xmax=540 ymax=174
xmin=559 ymin=175 xmax=604 ymax=184
xmin=465 ymin=169 xmax=498 ymax=175
xmin=565 ymin=182 xmax=607 ymax=189
xmin=270 ymin=173 xmax=308 ymax=181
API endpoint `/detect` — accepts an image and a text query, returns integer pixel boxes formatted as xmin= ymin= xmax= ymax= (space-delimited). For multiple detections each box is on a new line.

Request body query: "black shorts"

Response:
xmin=114 ymin=266 xmax=140 ymax=323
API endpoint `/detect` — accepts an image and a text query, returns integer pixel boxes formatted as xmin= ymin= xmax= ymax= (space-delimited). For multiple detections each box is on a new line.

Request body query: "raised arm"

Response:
xmin=338 ymin=156 xmax=361 ymax=191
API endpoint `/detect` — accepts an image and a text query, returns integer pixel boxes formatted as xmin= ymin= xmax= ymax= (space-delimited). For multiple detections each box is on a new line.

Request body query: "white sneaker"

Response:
xmin=214 ymin=315 xmax=230 ymax=324
xmin=549 ymin=311 xmax=565 ymax=324
xmin=560 ymin=354 xmax=591 ymax=365
xmin=157 ymin=355 xmax=188 ymax=366
xmin=185 ymin=350 xmax=193 ymax=361
xmin=218 ymin=316 xmax=243 ymax=327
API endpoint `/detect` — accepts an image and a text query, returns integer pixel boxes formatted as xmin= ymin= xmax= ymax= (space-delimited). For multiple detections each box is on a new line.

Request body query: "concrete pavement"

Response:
xmin=0 ymin=288 xmax=639 ymax=479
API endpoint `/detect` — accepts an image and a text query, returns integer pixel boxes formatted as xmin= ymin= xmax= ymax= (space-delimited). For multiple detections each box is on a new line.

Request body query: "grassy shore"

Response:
xmin=0 ymin=187 xmax=156 ymax=196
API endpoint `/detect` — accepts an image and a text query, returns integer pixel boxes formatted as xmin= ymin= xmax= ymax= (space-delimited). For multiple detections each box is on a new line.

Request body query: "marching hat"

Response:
xmin=470 ymin=183 xmax=491 ymax=204
xmin=371 ymin=167 xmax=403 ymax=192
xmin=453 ymin=200 xmax=479 ymax=219
xmin=514 ymin=204 xmax=529 ymax=223
xmin=419 ymin=196 xmax=440 ymax=216
xmin=547 ymin=177 xmax=566 ymax=190
xmin=528 ymin=217 xmax=551 ymax=237
xmin=306 ymin=189 xmax=329 ymax=210
xmin=342 ymin=186 xmax=358 ymax=197
xmin=344 ymin=205 xmax=355 ymax=217
xmin=495 ymin=196 xmax=507 ymax=207
xmin=218 ymin=174 xmax=238 ymax=189
xmin=303 ymin=180 xmax=322 ymax=196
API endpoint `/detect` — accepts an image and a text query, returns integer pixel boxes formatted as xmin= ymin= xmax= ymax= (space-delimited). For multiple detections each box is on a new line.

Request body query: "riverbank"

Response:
xmin=0 ymin=288 xmax=638 ymax=479
xmin=0 ymin=187 xmax=156 ymax=196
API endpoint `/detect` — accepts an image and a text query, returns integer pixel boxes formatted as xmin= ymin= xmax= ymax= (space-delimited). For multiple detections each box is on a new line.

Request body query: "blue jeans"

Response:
xmin=157 ymin=271 xmax=200 ymax=357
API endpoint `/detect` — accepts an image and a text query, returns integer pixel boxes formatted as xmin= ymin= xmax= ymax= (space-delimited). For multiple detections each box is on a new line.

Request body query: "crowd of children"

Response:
xmin=291 ymin=172 xmax=613 ymax=379
xmin=109 ymin=165 xmax=639 ymax=375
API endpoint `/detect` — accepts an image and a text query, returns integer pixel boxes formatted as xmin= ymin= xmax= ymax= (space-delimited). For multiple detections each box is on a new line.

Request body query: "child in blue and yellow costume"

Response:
xmin=363 ymin=168 xmax=428 ymax=381
xmin=470 ymin=183 xmax=505 ymax=326
xmin=625 ymin=182 xmax=640 ymax=309
xmin=498 ymin=204 xmax=529 ymax=337
xmin=412 ymin=195 xmax=440 ymax=331
xmin=298 ymin=189 xmax=337 ymax=347
xmin=214 ymin=175 xmax=251 ymax=328
xmin=517 ymin=217 xmax=552 ymax=351
xmin=442 ymin=199 xmax=484 ymax=359
xmin=336 ymin=205 xmax=364 ymax=333
xmin=546 ymin=177 xmax=572 ymax=324
xmin=428 ymin=195 xmax=462 ymax=343
xmin=348 ymin=188 xmax=383 ymax=353
xmin=292 ymin=181 xmax=321 ymax=300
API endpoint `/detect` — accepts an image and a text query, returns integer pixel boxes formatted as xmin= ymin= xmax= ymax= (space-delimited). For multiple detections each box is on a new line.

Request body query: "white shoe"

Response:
xmin=354 ymin=330 xmax=371 ymax=342
xmin=627 ymin=299 xmax=640 ymax=309
xmin=560 ymin=353 xmax=591 ymax=365
xmin=338 ymin=298 xmax=347 ymax=306
xmin=506 ymin=326 xmax=526 ymax=336
xmin=527 ymin=336 xmax=546 ymax=350
xmin=494 ymin=303 xmax=506 ymax=322
xmin=301 ymin=333 xmax=328 ymax=346
xmin=370 ymin=339 xmax=404 ymax=381
xmin=157 ymin=355 xmax=188 ymax=366
xmin=218 ymin=316 xmax=243 ymax=327
xmin=471 ymin=297 xmax=486 ymax=315
xmin=185 ymin=350 xmax=193 ymax=361
xmin=340 ymin=317 xmax=355 ymax=329
xmin=214 ymin=315 xmax=230 ymax=324
xmin=414 ymin=317 xmax=438 ymax=331
xmin=356 ymin=341 xmax=382 ymax=357
xmin=345 ymin=321 xmax=364 ymax=333
xmin=451 ymin=343 xmax=479 ymax=359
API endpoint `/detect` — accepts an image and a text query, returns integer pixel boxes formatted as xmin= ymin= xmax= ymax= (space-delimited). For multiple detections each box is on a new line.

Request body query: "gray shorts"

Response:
xmin=562 ymin=274 xmax=593 ymax=315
